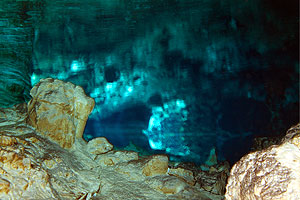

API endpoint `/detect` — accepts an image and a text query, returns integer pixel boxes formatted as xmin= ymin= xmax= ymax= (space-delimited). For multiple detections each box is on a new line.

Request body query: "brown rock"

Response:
xmin=0 ymin=135 xmax=17 ymax=146
xmin=211 ymin=171 xmax=227 ymax=195
xmin=168 ymin=167 xmax=196 ymax=186
xmin=0 ymin=139 xmax=55 ymax=199
xmin=104 ymin=154 xmax=170 ymax=183
xmin=0 ymin=90 xmax=226 ymax=199
xmin=225 ymin=123 xmax=300 ymax=200
xmin=145 ymin=175 xmax=188 ymax=194
xmin=87 ymin=137 xmax=113 ymax=155
xmin=111 ymin=154 xmax=169 ymax=181
xmin=142 ymin=155 xmax=169 ymax=176
xmin=0 ymin=106 xmax=101 ymax=199
xmin=96 ymin=150 xmax=139 ymax=167
xmin=27 ymin=78 xmax=95 ymax=148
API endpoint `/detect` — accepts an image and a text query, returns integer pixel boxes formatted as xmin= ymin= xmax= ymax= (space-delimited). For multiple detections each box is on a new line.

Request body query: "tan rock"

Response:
xmin=27 ymin=78 xmax=95 ymax=148
xmin=145 ymin=175 xmax=188 ymax=194
xmin=0 ymin=135 xmax=17 ymax=146
xmin=0 ymin=90 xmax=227 ymax=200
xmin=168 ymin=167 xmax=196 ymax=186
xmin=96 ymin=150 xmax=139 ymax=167
xmin=142 ymin=155 xmax=169 ymax=176
xmin=87 ymin=137 xmax=113 ymax=155
xmin=114 ymin=161 xmax=145 ymax=181
xmin=225 ymin=123 xmax=300 ymax=200
xmin=0 ymin=141 xmax=55 ymax=199
xmin=112 ymin=154 xmax=169 ymax=182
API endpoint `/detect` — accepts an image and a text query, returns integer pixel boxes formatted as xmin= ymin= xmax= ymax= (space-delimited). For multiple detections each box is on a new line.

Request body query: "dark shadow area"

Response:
xmin=219 ymin=97 xmax=271 ymax=135
xmin=85 ymin=103 xmax=152 ymax=149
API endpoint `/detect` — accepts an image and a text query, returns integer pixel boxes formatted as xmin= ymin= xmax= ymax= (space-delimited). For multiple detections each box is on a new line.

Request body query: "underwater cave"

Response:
xmin=0 ymin=0 xmax=298 ymax=166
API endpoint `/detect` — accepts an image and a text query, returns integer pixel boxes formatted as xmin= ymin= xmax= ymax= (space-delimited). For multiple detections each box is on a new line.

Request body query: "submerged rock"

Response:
xmin=225 ymin=123 xmax=300 ymax=200
xmin=0 ymin=79 xmax=226 ymax=200
xmin=87 ymin=137 xmax=113 ymax=155
xmin=27 ymin=78 xmax=95 ymax=148
xmin=142 ymin=155 xmax=169 ymax=177
xmin=168 ymin=167 xmax=196 ymax=186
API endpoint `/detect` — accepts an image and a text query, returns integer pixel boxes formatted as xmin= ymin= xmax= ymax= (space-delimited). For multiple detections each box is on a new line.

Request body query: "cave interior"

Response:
xmin=0 ymin=0 xmax=299 ymax=165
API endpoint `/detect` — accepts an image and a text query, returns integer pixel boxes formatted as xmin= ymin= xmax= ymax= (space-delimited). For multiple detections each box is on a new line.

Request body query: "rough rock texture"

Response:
xmin=142 ymin=155 xmax=169 ymax=176
xmin=225 ymin=123 xmax=300 ymax=200
xmin=0 ymin=104 xmax=101 ymax=199
xmin=196 ymin=162 xmax=230 ymax=195
xmin=27 ymin=78 xmax=95 ymax=148
xmin=0 ymin=79 xmax=227 ymax=200
xmin=87 ymin=137 xmax=113 ymax=155
xmin=0 ymin=104 xmax=225 ymax=200
xmin=168 ymin=167 xmax=196 ymax=186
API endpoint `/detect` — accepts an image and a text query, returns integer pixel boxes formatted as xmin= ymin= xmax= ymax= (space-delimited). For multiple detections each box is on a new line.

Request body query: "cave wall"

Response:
xmin=0 ymin=0 xmax=45 ymax=107
xmin=0 ymin=0 xmax=298 ymax=164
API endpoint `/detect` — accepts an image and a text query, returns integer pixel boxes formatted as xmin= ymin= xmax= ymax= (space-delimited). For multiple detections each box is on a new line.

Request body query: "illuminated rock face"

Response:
xmin=0 ymin=105 xmax=226 ymax=200
xmin=27 ymin=78 xmax=95 ymax=148
xmin=0 ymin=104 xmax=101 ymax=199
xmin=87 ymin=137 xmax=113 ymax=155
xmin=0 ymin=79 xmax=228 ymax=200
xmin=142 ymin=155 xmax=169 ymax=176
xmin=225 ymin=123 xmax=300 ymax=200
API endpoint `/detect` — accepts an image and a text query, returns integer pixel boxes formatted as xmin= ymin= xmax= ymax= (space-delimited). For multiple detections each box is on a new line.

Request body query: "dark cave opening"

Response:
xmin=84 ymin=103 xmax=152 ymax=150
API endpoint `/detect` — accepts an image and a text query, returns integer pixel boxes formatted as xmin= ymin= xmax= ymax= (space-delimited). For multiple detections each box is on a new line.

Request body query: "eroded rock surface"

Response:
xmin=0 ymin=79 xmax=227 ymax=200
xmin=87 ymin=137 xmax=113 ymax=155
xmin=27 ymin=78 xmax=95 ymax=148
xmin=225 ymin=123 xmax=300 ymax=200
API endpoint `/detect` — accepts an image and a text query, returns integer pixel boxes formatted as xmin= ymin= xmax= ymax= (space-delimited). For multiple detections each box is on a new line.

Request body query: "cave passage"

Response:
xmin=0 ymin=0 xmax=298 ymax=165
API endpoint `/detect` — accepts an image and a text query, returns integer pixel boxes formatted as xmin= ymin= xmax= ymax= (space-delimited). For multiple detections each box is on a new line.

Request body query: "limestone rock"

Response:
xmin=0 ymin=84 xmax=227 ymax=199
xmin=168 ymin=167 xmax=196 ymax=186
xmin=225 ymin=123 xmax=300 ymax=200
xmin=27 ymin=78 xmax=95 ymax=148
xmin=110 ymin=154 xmax=169 ymax=181
xmin=87 ymin=137 xmax=113 ymax=155
xmin=0 ymin=140 xmax=55 ymax=199
xmin=95 ymin=150 xmax=139 ymax=167
xmin=145 ymin=175 xmax=188 ymax=194
xmin=142 ymin=155 xmax=169 ymax=176
xmin=0 ymin=106 xmax=101 ymax=199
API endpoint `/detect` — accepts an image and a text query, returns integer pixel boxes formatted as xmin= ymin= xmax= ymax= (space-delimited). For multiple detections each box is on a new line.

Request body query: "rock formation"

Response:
xmin=225 ymin=123 xmax=300 ymax=200
xmin=0 ymin=79 xmax=228 ymax=200
xmin=27 ymin=78 xmax=95 ymax=148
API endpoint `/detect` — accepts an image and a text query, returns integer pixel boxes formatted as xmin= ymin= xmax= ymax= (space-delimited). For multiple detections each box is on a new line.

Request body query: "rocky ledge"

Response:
xmin=0 ymin=78 xmax=227 ymax=200
xmin=1 ymin=78 xmax=298 ymax=200
xmin=226 ymin=123 xmax=300 ymax=199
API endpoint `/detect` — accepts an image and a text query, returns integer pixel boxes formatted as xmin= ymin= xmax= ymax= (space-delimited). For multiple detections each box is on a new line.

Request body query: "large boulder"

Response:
xmin=27 ymin=78 xmax=95 ymax=148
xmin=225 ymin=123 xmax=300 ymax=200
